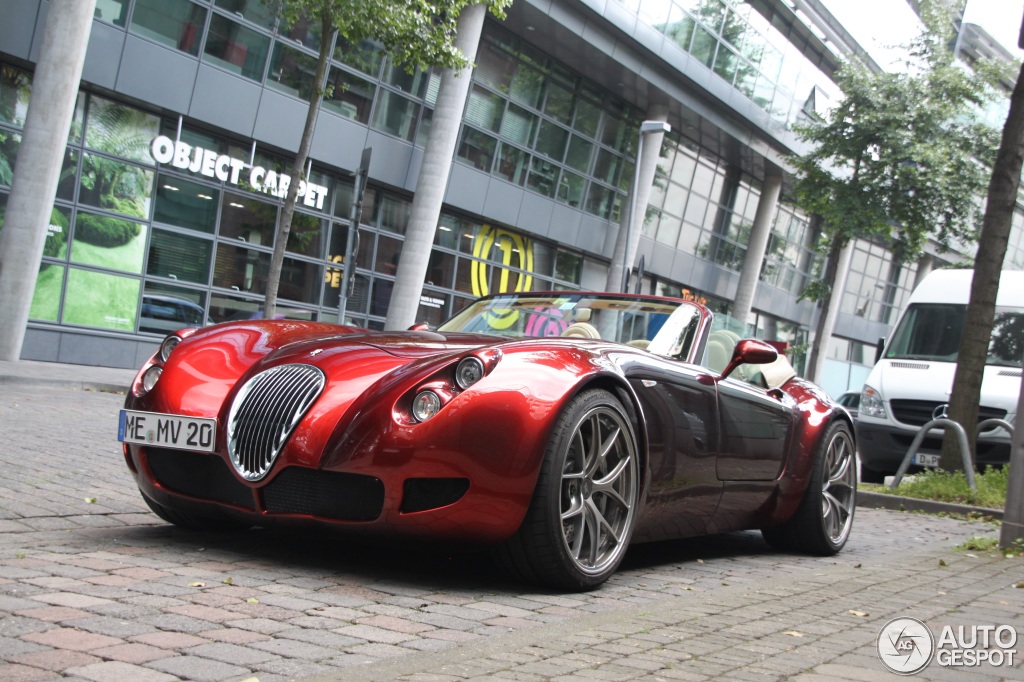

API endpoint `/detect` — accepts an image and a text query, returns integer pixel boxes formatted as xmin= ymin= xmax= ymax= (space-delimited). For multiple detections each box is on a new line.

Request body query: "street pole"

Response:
xmin=999 ymin=342 xmax=1024 ymax=549
xmin=615 ymin=119 xmax=671 ymax=293
xmin=336 ymin=147 xmax=372 ymax=324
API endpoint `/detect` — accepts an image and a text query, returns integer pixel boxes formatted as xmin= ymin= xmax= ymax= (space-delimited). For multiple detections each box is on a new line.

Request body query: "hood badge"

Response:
xmin=310 ymin=348 xmax=323 ymax=357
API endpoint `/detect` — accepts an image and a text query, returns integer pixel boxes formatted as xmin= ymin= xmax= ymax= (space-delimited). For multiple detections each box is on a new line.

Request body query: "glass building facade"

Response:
xmin=1 ymin=0 xmax=1020 ymax=390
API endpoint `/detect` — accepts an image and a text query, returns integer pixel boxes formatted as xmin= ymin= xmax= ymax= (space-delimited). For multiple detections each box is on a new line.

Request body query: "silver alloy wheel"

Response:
xmin=822 ymin=427 xmax=856 ymax=545
xmin=560 ymin=404 xmax=638 ymax=576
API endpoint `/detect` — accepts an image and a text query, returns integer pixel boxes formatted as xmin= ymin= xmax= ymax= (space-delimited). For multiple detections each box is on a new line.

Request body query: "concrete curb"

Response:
xmin=0 ymin=374 xmax=129 ymax=394
xmin=857 ymin=489 xmax=1003 ymax=520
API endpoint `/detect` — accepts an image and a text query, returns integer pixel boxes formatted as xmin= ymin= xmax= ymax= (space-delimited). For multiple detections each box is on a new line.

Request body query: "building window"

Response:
xmin=147 ymin=229 xmax=213 ymax=284
xmin=154 ymin=174 xmax=219 ymax=233
xmin=371 ymin=90 xmax=420 ymax=141
xmin=129 ymin=0 xmax=208 ymax=57
xmin=204 ymin=14 xmax=271 ymax=81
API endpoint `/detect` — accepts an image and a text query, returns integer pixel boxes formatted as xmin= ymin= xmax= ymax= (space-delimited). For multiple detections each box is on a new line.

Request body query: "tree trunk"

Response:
xmin=805 ymin=233 xmax=852 ymax=383
xmin=0 ymin=0 xmax=96 ymax=360
xmin=385 ymin=3 xmax=486 ymax=330
xmin=264 ymin=18 xmax=336 ymax=320
xmin=940 ymin=55 xmax=1024 ymax=469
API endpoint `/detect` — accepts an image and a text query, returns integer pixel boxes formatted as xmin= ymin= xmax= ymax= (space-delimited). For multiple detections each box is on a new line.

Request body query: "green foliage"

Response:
xmin=74 ymin=212 xmax=141 ymax=248
xmin=264 ymin=0 xmax=512 ymax=74
xmin=792 ymin=0 xmax=1003 ymax=296
xmin=882 ymin=465 xmax=1009 ymax=509
xmin=955 ymin=536 xmax=999 ymax=552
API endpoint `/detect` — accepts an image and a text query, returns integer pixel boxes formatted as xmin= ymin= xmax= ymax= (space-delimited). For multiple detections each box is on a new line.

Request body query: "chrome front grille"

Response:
xmin=227 ymin=364 xmax=325 ymax=481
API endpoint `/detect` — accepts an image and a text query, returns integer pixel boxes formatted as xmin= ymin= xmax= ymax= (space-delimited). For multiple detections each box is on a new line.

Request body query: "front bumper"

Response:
xmin=856 ymin=420 xmax=1011 ymax=475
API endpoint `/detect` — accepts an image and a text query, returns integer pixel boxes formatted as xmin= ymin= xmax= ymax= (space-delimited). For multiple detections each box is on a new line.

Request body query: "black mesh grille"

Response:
xmin=147 ymin=448 xmax=254 ymax=510
xmin=889 ymin=400 xmax=1006 ymax=427
xmin=401 ymin=478 xmax=470 ymax=513
xmin=262 ymin=467 xmax=384 ymax=521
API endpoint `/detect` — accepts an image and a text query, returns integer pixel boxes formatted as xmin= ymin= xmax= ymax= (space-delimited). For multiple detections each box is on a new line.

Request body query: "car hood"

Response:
xmin=138 ymin=322 xmax=511 ymax=453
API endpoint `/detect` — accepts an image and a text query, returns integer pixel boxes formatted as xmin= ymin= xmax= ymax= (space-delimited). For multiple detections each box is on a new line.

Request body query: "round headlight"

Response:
xmin=455 ymin=357 xmax=485 ymax=390
xmin=412 ymin=390 xmax=441 ymax=422
xmin=159 ymin=335 xmax=180 ymax=363
xmin=142 ymin=366 xmax=162 ymax=393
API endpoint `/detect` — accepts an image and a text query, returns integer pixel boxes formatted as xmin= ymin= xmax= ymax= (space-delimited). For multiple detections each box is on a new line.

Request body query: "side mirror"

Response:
xmin=720 ymin=339 xmax=778 ymax=379
xmin=408 ymin=322 xmax=430 ymax=331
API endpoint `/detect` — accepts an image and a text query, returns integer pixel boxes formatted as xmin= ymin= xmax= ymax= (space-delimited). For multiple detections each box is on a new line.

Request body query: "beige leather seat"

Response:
xmin=561 ymin=322 xmax=601 ymax=339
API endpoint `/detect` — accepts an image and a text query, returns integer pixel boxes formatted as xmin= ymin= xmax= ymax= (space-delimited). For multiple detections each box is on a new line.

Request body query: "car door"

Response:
xmin=715 ymin=378 xmax=794 ymax=480
xmin=626 ymin=357 xmax=722 ymax=542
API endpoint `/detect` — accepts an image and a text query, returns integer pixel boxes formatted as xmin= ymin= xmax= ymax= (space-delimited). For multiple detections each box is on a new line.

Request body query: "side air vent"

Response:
xmin=890 ymin=362 xmax=929 ymax=370
xmin=227 ymin=364 xmax=325 ymax=481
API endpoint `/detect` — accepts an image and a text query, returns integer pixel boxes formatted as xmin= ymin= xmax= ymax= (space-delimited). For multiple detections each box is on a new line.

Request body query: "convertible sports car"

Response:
xmin=118 ymin=291 xmax=856 ymax=590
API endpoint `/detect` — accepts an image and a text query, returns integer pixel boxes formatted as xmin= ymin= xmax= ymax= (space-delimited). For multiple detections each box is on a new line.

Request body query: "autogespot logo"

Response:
xmin=878 ymin=617 xmax=934 ymax=675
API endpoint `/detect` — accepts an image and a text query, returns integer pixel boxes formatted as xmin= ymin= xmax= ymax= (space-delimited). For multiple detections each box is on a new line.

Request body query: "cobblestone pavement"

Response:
xmin=0 ymin=379 xmax=1021 ymax=682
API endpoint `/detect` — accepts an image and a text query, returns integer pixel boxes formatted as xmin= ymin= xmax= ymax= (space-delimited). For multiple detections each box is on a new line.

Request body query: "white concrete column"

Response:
xmin=384 ymin=3 xmax=486 ymax=330
xmin=0 ymin=0 xmax=96 ymax=360
xmin=605 ymin=107 xmax=669 ymax=293
xmin=731 ymin=168 xmax=782 ymax=331
xmin=808 ymin=240 xmax=855 ymax=383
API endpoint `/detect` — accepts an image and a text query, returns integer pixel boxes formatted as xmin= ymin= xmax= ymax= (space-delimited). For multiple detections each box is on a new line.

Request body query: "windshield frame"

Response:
xmin=437 ymin=291 xmax=710 ymax=363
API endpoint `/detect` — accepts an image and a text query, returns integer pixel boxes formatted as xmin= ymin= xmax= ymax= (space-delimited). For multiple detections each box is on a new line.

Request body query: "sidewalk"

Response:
xmin=0 ymin=358 xmax=136 ymax=393
xmin=0 ymin=362 xmax=1020 ymax=681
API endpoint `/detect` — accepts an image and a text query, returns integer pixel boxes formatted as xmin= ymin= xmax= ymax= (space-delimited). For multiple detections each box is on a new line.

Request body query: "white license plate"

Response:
xmin=118 ymin=410 xmax=217 ymax=452
xmin=912 ymin=452 xmax=940 ymax=468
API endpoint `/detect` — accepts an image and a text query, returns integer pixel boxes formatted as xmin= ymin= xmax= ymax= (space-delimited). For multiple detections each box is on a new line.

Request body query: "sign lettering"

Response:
xmin=150 ymin=135 xmax=328 ymax=209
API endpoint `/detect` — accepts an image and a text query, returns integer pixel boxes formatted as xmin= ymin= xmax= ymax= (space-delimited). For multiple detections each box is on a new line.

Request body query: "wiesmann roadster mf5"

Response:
xmin=119 ymin=291 xmax=856 ymax=590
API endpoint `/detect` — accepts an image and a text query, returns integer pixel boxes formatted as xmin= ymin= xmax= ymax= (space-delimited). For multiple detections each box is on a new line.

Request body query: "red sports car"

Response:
xmin=118 ymin=291 xmax=856 ymax=590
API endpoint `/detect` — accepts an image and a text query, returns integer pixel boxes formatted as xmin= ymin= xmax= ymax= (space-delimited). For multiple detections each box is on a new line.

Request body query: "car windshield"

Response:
xmin=438 ymin=292 xmax=705 ymax=362
xmin=886 ymin=304 xmax=1024 ymax=367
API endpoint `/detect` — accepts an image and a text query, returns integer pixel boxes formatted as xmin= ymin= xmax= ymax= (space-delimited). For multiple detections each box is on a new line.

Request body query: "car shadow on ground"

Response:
xmin=97 ymin=522 xmax=775 ymax=594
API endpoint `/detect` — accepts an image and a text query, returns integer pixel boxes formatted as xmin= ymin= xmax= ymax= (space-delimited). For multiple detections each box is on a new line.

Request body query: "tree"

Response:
xmin=262 ymin=0 xmax=510 ymax=320
xmin=941 ymin=13 xmax=1024 ymax=471
xmin=791 ymin=0 xmax=1002 ymax=382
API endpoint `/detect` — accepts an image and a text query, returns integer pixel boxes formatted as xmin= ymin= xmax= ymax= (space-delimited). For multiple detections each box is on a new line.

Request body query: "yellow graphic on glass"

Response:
xmin=471 ymin=225 xmax=534 ymax=330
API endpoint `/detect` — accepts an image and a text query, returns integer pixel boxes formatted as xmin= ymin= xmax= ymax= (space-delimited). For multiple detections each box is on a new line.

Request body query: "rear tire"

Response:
xmin=494 ymin=389 xmax=640 ymax=591
xmin=141 ymin=492 xmax=250 ymax=532
xmin=762 ymin=421 xmax=856 ymax=555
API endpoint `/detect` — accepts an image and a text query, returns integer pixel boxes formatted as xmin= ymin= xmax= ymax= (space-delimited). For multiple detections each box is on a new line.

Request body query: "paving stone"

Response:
xmin=10 ymin=649 xmax=101 ymax=671
xmin=21 ymin=627 xmax=123 ymax=652
xmin=67 ymin=660 xmax=179 ymax=682
xmin=144 ymin=654 xmax=252 ymax=681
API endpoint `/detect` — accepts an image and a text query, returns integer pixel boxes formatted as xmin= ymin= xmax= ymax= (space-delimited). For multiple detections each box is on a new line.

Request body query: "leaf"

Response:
xmin=1015 ymin=581 xmax=1024 ymax=589
xmin=938 ymin=559 xmax=948 ymax=567
xmin=222 ymin=577 xmax=234 ymax=585
xmin=696 ymin=559 xmax=704 ymax=564
xmin=849 ymin=610 xmax=869 ymax=617
xmin=965 ymin=553 xmax=977 ymax=558
xmin=188 ymin=581 xmax=205 ymax=588
xmin=783 ymin=631 xmax=804 ymax=638
xmin=246 ymin=597 xmax=260 ymax=604
xmin=854 ymin=563 xmax=862 ymax=568
xmin=84 ymin=497 xmax=96 ymax=504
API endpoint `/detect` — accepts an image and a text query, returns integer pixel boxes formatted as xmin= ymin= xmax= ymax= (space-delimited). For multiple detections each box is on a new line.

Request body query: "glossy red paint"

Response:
xmin=120 ymin=291 xmax=855 ymax=585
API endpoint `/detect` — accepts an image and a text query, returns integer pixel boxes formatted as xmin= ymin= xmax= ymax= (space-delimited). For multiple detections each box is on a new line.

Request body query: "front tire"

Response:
xmin=495 ymin=389 xmax=640 ymax=591
xmin=762 ymin=421 xmax=856 ymax=555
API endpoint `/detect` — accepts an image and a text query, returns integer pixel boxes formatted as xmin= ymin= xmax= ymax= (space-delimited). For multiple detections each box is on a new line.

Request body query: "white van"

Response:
xmin=856 ymin=268 xmax=1024 ymax=482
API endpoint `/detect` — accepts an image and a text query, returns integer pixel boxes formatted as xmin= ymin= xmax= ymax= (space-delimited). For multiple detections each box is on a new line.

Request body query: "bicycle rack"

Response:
xmin=888 ymin=418 xmax=1015 ymax=491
